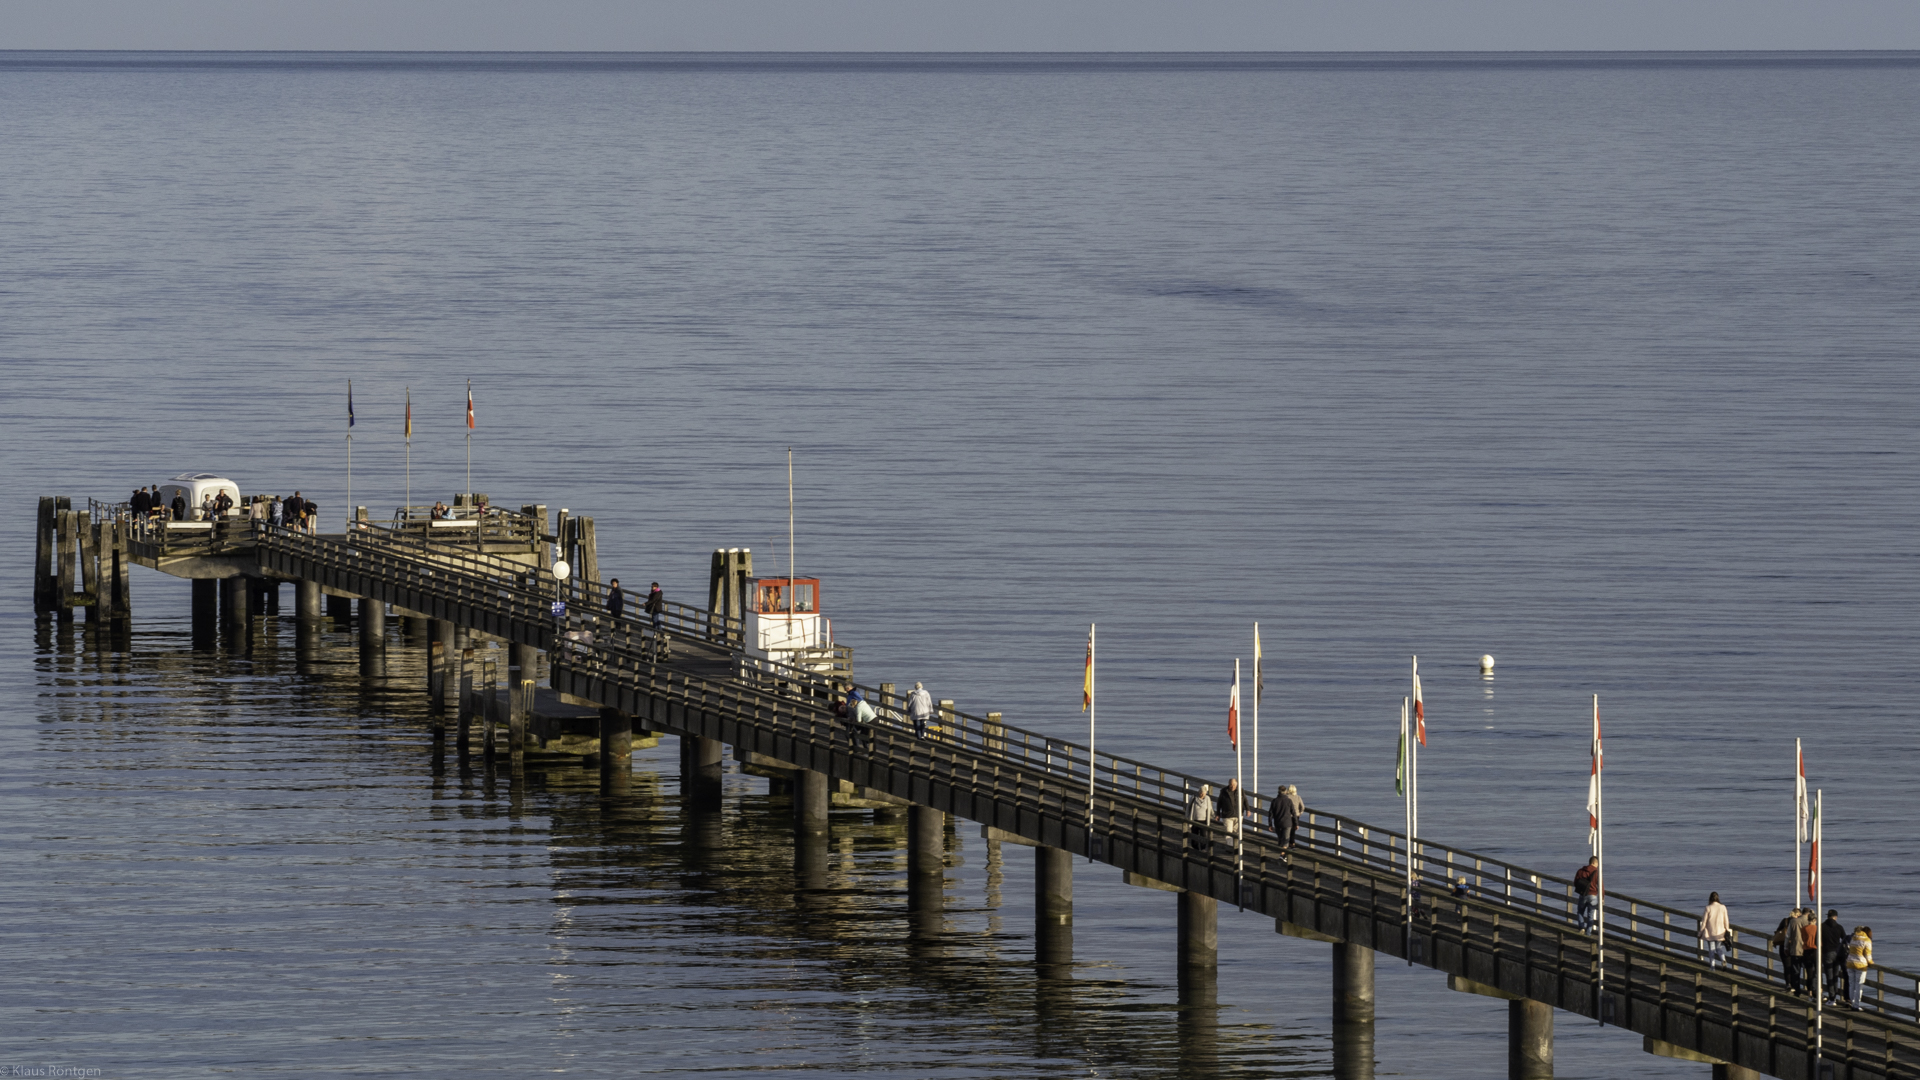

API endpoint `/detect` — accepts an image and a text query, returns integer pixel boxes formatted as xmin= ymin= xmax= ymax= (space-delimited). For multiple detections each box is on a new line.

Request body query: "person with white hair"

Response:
xmin=905 ymin=682 xmax=933 ymax=739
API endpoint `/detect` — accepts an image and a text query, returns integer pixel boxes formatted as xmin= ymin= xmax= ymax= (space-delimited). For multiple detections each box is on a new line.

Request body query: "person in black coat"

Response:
xmin=171 ymin=493 xmax=187 ymax=521
xmin=1823 ymin=910 xmax=1849 ymax=1002
xmin=131 ymin=488 xmax=150 ymax=517
xmin=606 ymin=578 xmax=625 ymax=621
xmin=1270 ymin=783 xmax=1303 ymax=860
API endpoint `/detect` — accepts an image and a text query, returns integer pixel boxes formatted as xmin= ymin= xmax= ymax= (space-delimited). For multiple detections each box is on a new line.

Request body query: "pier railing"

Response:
xmin=331 ymin=521 xmax=744 ymax=651
xmin=251 ymin=521 xmax=1920 ymax=1058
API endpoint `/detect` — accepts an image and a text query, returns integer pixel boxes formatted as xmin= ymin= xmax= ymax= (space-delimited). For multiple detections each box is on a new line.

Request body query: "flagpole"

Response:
xmin=404 ymin=388 xmax=412 ymax=517
xmin=1086 ymin=623 xmax=1096 ymax=850
xmin=1235 ymin=657 xmax=1244 ymax=906
xmin=1814 ymin=788 xmax=1824 ymax=1064
xmin=346 ymin=433 xmax=352 ymax=532
xmin=1595 ymin=693 xmax=1605 ymax=1027
xmin=1795 ymin=739 xmax=1804 ymax=911
xmin=1402 ymin=696 xmax=1412 ymax=966
xmin=1252 ymin=624 xmax=1260 ymax=804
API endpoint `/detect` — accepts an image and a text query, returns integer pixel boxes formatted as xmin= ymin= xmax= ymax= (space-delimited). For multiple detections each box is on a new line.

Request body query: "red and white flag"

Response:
xmin=1587 ymin=700 xmax=1603 ymax=846
xmin=1796 ymin=740 xmax=1809 ymax=843
xmin=1227 ymin=666 xmax=1240 ymax=749
xmin=1412 ymin=655 xmax=1427 ymax=746
xmin=466 ymin=380 xmax=476 ymax=430
xmin=1808 ymin=793 xmax=1821 ymax=900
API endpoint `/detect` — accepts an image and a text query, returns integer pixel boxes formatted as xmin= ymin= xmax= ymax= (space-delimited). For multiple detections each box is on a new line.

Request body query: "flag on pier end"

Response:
xmin=467 ymin=380 xmax=476 ymax=429
xmin=1227 ymin=665 xmax=1240 ymax=749
xmin=1587 ymin=701 xmax=1603 ymax=846
xmin=404 ymin=389 xmax=413 ymax=439
xmin=348 ymin=381 xmax=355 ymax=427
xmin=1412 ymin=656 xmax=1427 ymax=746
xmin=1808 ymin=793 xmax=1822 ymax=900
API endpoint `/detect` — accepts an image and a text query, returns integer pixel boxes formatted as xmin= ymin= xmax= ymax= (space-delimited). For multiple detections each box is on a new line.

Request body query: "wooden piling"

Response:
xmin=35 ymin=497 xmax=56 ymax=614
xmin=107 ymin=520 xmax=131 ymax=622
xmin=457 ymin=649 xmax=474 ymax=754
xmin=76 ymin=512 xmax=97 ymax=618
xmin=220 ymin=575 xmax=250 ymax=635
xmin=577 ymin=517 xmax=597 ymax=589
xmin=433 ymin=620 xmax=457 ymax=715
xmin=510 ymin=678 xmax=532 ymax=764
xmin=1332 ymin=941 xmax=1376 ymax=1080
xmin=1509 ymin=999 xmax=1552 ymax=1080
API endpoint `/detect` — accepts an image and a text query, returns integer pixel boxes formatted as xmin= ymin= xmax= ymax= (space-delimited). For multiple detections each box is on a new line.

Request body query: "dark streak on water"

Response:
xmin=2 ymin=51 xmax=1917 ymax=1078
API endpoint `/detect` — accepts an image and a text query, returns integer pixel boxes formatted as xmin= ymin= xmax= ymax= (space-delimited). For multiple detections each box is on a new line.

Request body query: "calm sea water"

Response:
xmin=2 ymin=52 xmax=1917 ymax=1079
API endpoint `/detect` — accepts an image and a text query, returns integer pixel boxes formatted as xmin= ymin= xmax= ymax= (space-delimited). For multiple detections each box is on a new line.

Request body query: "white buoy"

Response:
xmin=1480 ymin=654 xmax=1496 ymax=673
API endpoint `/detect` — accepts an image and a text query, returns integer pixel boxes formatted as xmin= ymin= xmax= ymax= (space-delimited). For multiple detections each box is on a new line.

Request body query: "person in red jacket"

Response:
xmin=1573 ymin=858 xmax=1600 ymax=933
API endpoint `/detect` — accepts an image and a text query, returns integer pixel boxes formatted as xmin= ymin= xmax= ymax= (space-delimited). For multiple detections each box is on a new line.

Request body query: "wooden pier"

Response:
xmin=34 ymin=494 xmax=1920 ymax=1080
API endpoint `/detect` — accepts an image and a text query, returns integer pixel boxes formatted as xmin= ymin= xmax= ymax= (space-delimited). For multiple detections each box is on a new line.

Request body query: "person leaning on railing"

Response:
xmin=1573 ymin=857 xmax=1601 ymax=933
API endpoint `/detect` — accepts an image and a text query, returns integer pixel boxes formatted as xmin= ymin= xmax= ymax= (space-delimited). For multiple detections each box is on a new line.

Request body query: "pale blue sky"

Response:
xmin=5 ymin=0 xmax=1919 ymax=52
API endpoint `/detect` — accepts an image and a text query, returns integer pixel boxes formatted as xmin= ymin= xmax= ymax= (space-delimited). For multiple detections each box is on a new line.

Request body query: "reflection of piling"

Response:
xmin=1035 ymin=845 xmax=1073 ymax=970
xmin=908 ymin=805 xmax=945 ymax=943
xmin=1176 ymin=960 xmax=1220 ymax=1079
xmin=1332 ymin=943 xmax=1376 ymax=1080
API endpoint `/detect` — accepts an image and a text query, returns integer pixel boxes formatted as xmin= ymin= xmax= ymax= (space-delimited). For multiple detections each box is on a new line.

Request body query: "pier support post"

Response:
xmin=1332 ymin=943 xmax=1376 ymax=1080
xmin=1178 ymin=890 xmax=1218 ymax=971
xmin=1035 ymin=845 xmax=1073 ymax=969
xmin=360 ymin=595 xmax=385 ymax=672
xmin=295 ymin=579 xmax=322 ymax=622
xmin=681 ymin=736 xmax=723 ymax=811
xmin=508 ymin=642 xmax=537 ymax=765
xmin=908 ymin=806 xmax=945 ymax=910
xmin=793 ymin=768 xmax=829 ymax=835
xmin=1508 ymin=999 xmax=1552 ymax=1080
xmin=599 ymin=708 xmax=632 ymax=776
xmin=191 ymin=578 xmax=217 ymax=641
xmin=220 ymin=575 xmax=250 ymax=637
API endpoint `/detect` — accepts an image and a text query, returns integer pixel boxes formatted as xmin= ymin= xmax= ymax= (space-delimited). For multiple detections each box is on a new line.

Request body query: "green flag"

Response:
xmin=1396 ymin=731 xmax=1406 ymax=796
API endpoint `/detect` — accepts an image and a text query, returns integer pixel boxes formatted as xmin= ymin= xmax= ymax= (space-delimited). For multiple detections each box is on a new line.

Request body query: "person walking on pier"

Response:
xmin=1219 ymin=778 xmax=1244 ymax=843
xmin=131 ymin=487 xmax=150 ymax=519
xmin=1574 ymin=857 xmax=1601 ymax=933
xmin=1846 ymin=926 xmax=1874 ymax=1008
xmin=1698 ymin=892 xmax=1731 ymax=969
xmin=607 ymin=578 xmax=625 ymax=622
xmin=1186 ymin=783 xmax=1215 ymax=853
xmin=906 ymin=682 xmax=934 ymax=739
xmin=1822 ymin=909 xmax=1848 ymax=1003
xmin=268 ymin=494 xmax=283 ymax=529
xmin=643 ymin=582 xmax=667 ymax=658
xmin=1270 ymin=783 xmax=1303 ymax=861
xmin=1776 ymin=907 xmax=1811 ymax=993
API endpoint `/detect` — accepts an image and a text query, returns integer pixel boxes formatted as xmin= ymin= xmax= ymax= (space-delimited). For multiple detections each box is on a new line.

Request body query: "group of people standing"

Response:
xmin=125 ymin=486 xmax=320 ymax=533
xmin=1768 ymin=905 xmax=1876 ymax=1008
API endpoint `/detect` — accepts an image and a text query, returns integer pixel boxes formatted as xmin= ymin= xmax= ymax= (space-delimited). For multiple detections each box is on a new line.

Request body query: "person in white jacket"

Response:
xmin=905 ymin=682 xmax=934 ymax=739
xmin=1699 ymin=892 xmax=1732 ymax=969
